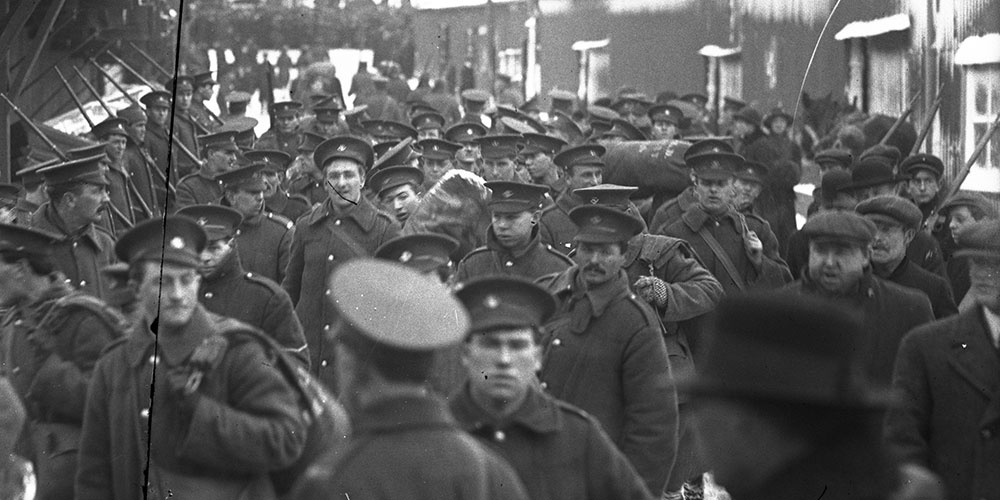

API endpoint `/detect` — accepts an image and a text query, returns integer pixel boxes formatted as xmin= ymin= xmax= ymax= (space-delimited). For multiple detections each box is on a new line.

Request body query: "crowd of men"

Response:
xmin=0 ymin=53 xmax=998 ymax=500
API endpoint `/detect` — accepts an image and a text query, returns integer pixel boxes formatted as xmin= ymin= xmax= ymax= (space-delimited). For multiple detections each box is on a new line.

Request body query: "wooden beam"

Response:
xmin=1 ymin=0 xmax=10 ymax=183
xmin=12 ymin=0 xmax=68 ymax=96
xmin=0 ymin=0 xmax=43 ymax=61
xmin=20 ymin=32 xmax=104 ymax=100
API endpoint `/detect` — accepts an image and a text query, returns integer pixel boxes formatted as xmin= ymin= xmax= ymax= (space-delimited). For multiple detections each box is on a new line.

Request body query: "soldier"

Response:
xmin=455 ymin=181 xmax=572 ymax=282
xmin=166 ymin=75 xmax=201 ymax=177
xmin=885 ymin=219 xmax=1000 ymax=500
xmin=87 ymin=118 xmax=138 ymax=231
xmin=649 ymin=138 xmax=734 ymax=234
xmin=423 ymin=78 xmax=463 ymax=124
xmin=445 ymin=122 xmax=488 ymax=175
xmin=10 ymin=159 xmax=53 ymax=227
xmin=450 ymin=276 xmax=653 ymax=500
xmin=364 ymin=119 xmax=418 ymax=144
xmin=176 ymin=204 xmax=308 ymax=366
xmin=244 ymin=149 xmax=312 ymax=222
xmin=536 ymin=205 xmax=678 ymax=494
xmin=286 ymin=131 xmax=328 ymax=205
xmin=476 ymin=135 xmax=526 ymax=182
xmin=141 ymin=91 xmax=173 ymax=178
xmin=309 ymin=104 xmax=350 ymax=137
xmin=281 ymin=136 xmax=400 ymax=390
xmin=647 ymin=103 xmax=684 ymax=141
xmin=411 ymin=111 xmax=446 ymax=140
xmin=680 ymin=294 xmax=902 ymax=500
xmin=174 ymin=130 xmax=239 ymax=209
xmin=856 ymin=196 xmax=957 ymax=319
xmin=414 ymin=138 xmax=462 ymax=190
xmin=76 ymin=217 xmax=309 ymax=500
xmin=732 ymin=160 xmax=767 ymax=215
xmin=0 ymin=224 xmax=122 ymax=500
xmin=32 ymin=155 xmax=116 ymax=298
xmin=538 ymin=144 xmax=607 ymax=254
xmin=460 ymin=89 xmax=492 ymax=128
xmin=520 ymin=132 xmax=567 ymax=197
xmin=549 ymin=89 xmax=577 ymax=118
xmin=223 ymin=90 xmax=251 ymax=120
xmin=900 ymin=153 xmax=945 ymax=226
xmin=117 ymin=104 xmax=164 ymax=215
xmin=289 ymin=260 xmax=529 ymax=500
xmin=780 ymin=211 xmax=934 ymax=384
xmin=257 ymin=101 xmax=305 ymax=159
xmin=355 ymin=75 xmax=405 ymax=122
xmin=367 ymin=165 xmax=424 ymax=225
xmin=661 ymin=152 xmax=791 ymax=294
xmin=190 ymin=71 xmax=221 ymax=133
xmin=216 ymin=163 xmax=293 ymax=284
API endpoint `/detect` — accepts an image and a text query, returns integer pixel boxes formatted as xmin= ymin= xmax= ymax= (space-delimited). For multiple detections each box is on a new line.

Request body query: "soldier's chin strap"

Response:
xmin=792 ymin=0 xmax=846 ymax=124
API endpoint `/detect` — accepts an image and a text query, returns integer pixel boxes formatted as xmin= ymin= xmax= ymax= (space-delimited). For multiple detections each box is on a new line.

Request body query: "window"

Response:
xmin=962 ymin=64 xmax=1000 ymax=191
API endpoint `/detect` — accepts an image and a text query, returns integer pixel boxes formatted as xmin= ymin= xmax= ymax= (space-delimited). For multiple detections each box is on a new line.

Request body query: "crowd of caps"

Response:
xmin=0 ymin=66 xmax=999 ymax=500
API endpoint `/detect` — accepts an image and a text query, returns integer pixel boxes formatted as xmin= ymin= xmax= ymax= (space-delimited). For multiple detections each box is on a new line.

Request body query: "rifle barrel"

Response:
xmin=127 ymin=41 xmax=172 ymax=79
xmin=71 ymin=66 xmax=115 ymax=118
xmin=88 ymin=59 xmax=142 ymax=108
xmin=879 ymin=88 xmax=924 ymax=146
xmin=0 ymin=92 xmax=68 ymax=160
xmin=53 ymin=67 xmax=96 ymax=129
xmin=106 ymin=50 xmax=156 ymax=90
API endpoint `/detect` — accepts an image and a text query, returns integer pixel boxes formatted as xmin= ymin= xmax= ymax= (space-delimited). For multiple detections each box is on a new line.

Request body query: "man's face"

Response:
xmin=68 ymin=183 xmax=110 ymax=224
xmin=566 ymin=165 xmax=603 ymax=191
xmin=324 ymin=159 xmax=364 ymax=208
xmin=261 ymin=171 xmax=282 ymax=198
xmin=127 ymin=120 xmax=147 ymax=144
xmin=491 ymin=210 xmax=536 ymax=249
xmin=947 ymin=206 xmax=979 ymax=238
xmin=276 ymin=115 xmax=297 ymax=134
xmin=574 ymin=241 xmax=625 ymax=287
xmin=968 ymin=257 xmax=1000 ymax=313
xmin=769 ymin=117 xmax=788 ymax=135
xmin=176 ymin=89 xmax=193 ymax=110
xmin=196 ymin=83 xmax=214 ymax=101
xmin=868 ymin=217 xmax=912 ymax=266
xmin=199 ymin=237 xmax=234 ymax=275
xmin=463 ymin=328 xmax=540 ymax=408
xmin=138 ymin=261 xmax=200 ymax=328
xmin=0 ymin=206 xmax=13 ymax=224
xmin=651 ymin=120 xmax=678 ymax=140
xmin=733 ymin=178 xmax=762 ymax=211
xmin=694 ymin=176 xmax=735 ymax=214
xmin=524 ymin=152 xmax=555 ymax=181
xmin=227 ymin=187 xmax=264 ymax=217
xmin=807 ymin=240 xmax=869 ymax=294
xmin=317 ymin=121 xmax=340 ymax=137
xmin=482 ymin=157 xmax=517 ymax=182
xmin=854 ymin=182 xmax=899 ymax=202
xmin=418 ymin=128 xmax=441 ymax=140
xmin=147 ymin=107 xmax=169 ymax=127
xmin=378 ymin=184 xmax=421 ymax=223
xmin=906 ymin=170 xmax=940 ymax=205
xmin=206 ymin=148 xmax=237 ymax=175
xmin=733 ymin=120 xmax=754 ymax=138
xmin=421 ymin=157 xmax=453 ymax=186
xmin=105 ymin=135 xmax=128 ymax=162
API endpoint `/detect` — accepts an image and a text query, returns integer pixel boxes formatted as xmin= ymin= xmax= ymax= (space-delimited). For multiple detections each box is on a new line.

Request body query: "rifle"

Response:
xmin=170 ymin=131 xmax=203 ymax=166
xmin=53 ymin=67 xmax=96 ymax=129
xmin=88 ymin=59 xmax=143 ymax=108
xmin=879 ymin=88 xmax=924 ymax=146
xmin=71 ymin=66 xmax=116 ymax=118
xmin=127 ymin=41 xmax=172 ymax=79
xmin=106 ymin=50 xmax=158 ymax=89
xmin=910 ymin=82 xmax=946 ymax=155
xmin=925 ymin=110 xmax=1000 ymax=232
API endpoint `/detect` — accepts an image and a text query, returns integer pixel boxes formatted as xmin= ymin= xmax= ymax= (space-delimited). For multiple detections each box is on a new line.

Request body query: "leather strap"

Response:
xmin=697 ymin=225 xmax=747 ymax=291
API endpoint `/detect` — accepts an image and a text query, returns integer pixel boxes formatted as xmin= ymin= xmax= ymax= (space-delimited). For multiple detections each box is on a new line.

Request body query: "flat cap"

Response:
xmin=553 ymin=144 xmax=605 ymax=170
xmin=569 ymin=204 xmax=643 ymax=243
xmin=415 ymin=138 xmax=462 ymax=160
xmin=199 ymin=130 xmax=240 ymax=153
xmin=140 ymin=91 xmax=171 ymax=109
xmin=548 ymin=89 xmax=577 ymax=105
xmin=411 ymin=112 xmax=446 ymax=131
xmin=115 ymin=216 xmax=207 ymax=268
xmin=176 ymin=204 xmax=243 ymax=240
xmin=684 ymin=138 xmax=734 ymax=162
xmin=216 ymin=163 xmax=266 ymax=191
xmin=485 ymin=181 xmax=548 ymax=213
xmin=444 ymin=123 xmax=488 ymax=144
xmin=454 ymin=276 xmax=556 ymax=333
xmin=900 ymin=153 xmax=944 ymax=179
xmin=374 ymin=233 xmax=459 ymax=274
xmin=520 ymin=133 xmax=567 ymax=156
xmin=297 ymin=131 xmax=327 ymax=153
xmin=940 ymin=191 xmax=997 ymax=219
xmin=92 ymin=118 xmax=129 ymax=139
xmin=271 ymin=101 xmax=303 ymax=118
xmin=329 ymin=259 xmax=469 ymax=351
xmin=476 ymin=134 xmax=524 ymax=160
xmin=954 ymin=219 xmax=1000 ymax=259
xmin=856 ymin=195 xmax=923 ymax=230
xmin=800 ymin=210 xmax=876 ymax=245
xmin=314 ymin=136 xmax=374 ymax=170
xmin=688 ymin=152 xmax=743 ymax=181
xmin=850 ymin=157 xmax=901 ymax=189
xmin=368 ymin=165 xmax=424 ymax=196
xmin=574 ymin=184 xmax=638 ymax=210
xmin=38 ymin=155 xmax=109 ymax=186
xmin=819 ymin=170 xmax=855 ymax=204
xmin=0 ymin=223 xmax=60 ymax=258
xmin=859 ymin=144 xmax=902 ymax=167
xmin=648 ymin=104 xmax=684 ymax=125
xmin=815 ymin=149 xmax=853 ymax=170
xmin=735 ymin=160 xmax=769 ymax=184
xmin=243 ymin=150 xmax=291 ymax=173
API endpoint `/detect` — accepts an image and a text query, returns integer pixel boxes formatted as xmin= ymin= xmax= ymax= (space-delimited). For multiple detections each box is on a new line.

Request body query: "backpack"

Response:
xmin=185 ymin=326 xmax=352 ymax=495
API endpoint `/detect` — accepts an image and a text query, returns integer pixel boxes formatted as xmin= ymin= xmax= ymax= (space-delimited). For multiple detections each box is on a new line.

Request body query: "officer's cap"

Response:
xmin=548 ymin=111 xmax=584 ymax=143
xmin=569 ymin=204 xmax=643 ymax=244
xmin=140 ymin=91 xmax=171 ymax=109
xmin=199 ymin=131 xmax=240 ymax=153
xmin=329 ymin=259 xmax=469 ymax=352
xmin=476 ymin=135 xmax=524 ymax=160
xmin=611 ymin=94 xmax=653 ymax=114
xmin=648 ymin=104 xmax=684 ymax=125
xmin=374 ymin=233 xmax=459 ymax=274
xmin=297 ymin=132 xmax=327 ymax=153
xmin=587 ymin=105 xmax=618 ymax=124
xmin=368 ymin=165 xmax=424 ymax=197
xmin=92 ymin=117 xmax=129 ymax=140
xmin=485 ymin=181 xmax=548 ymax=213
xmin=587 ymin=121 xmax=613 ymax=139
xmin=454 ymin=276 xmax=556 ymax=334
xmin=176 ymin=204 xmax=243 ymax=241
xmin=684 ymin=138 xmax=734 ymax=162
xmin=800 ymin=211 xmax=876 ymax=246
xmin=498 ymin=116 xmax=536 ymax=135
xmin=814 ymin=149 xmax=853 ymax=170
xmin=314 ymin=136 xmax=374 ymax=171
xmin=688 ymin=152 xmax=743 ymax=181
xmin=850 ymin=157 xmax=902 ymax=189
xmin=900 ymin=153 xmax=944 ymax=179
xmin=444 ymin=123 xmax=488 ymax=144
xmin=0 ymin=223 xmax=61 ymax=259
xmin=217 ymin=162 xmax=266 ymax=192
xmin=193 ymin=71 xmax=216 ymax=87
xmin=243 ymin=150 xmax=291 ymax=173
xmin=234 ymin=124 xmax=258 ymax=149
xmin=954 ymin=219 xmax=1000 ymax=260
xmin=372 ymin=139 xmax=419 ymax=172
xmin=364 ymin=120 xmax=418 ymax=141
xmin=856 ymin=195 xmax=923 ymax=230
xmin=225 ymin=91 xmax=252 ymax=104
xmin=554 ymin=144 xmax=605 ymax=171
xmin=574 ymin=184 xmax=638 ymax=210
xmin=271 ymin=101 xmax=303 ymax=119
xmin=165 ymin=75 xmax=194 ymax=92
xmin=734 ymin=160 xmax=769 ymax=184
xmin=520 ymin=133 xmax=567 ymax=156
xmin=15 ymin=157 xmax=58 ymax=188
xmin=115 ymin=216 xmax=207 ymax=268
xmin=411 ymin=112 xmax=446 ymax=131
xmin=415 ymin=138 xmax=461 ymax=160
xmin=314 ymin=106 xmax=343 ymax=124
xmin=39 ymin=155 xmax=109 ymax=187
xmin=461 ymin=89 xmax=491 ymax=105
xmin=679 ymin=93 xmax=708 ymax=107
xmin=548 ymin=89 xmax=576 ymax=107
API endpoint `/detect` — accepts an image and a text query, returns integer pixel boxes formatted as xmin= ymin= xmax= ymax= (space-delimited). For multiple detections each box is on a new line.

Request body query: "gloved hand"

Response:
xmin=634 ymin=275 xmax=668 ymax=308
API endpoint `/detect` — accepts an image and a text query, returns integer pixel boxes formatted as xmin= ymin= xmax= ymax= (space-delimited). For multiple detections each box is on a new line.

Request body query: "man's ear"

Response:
xmin=903 ymin=228 xmax=917 ymax=245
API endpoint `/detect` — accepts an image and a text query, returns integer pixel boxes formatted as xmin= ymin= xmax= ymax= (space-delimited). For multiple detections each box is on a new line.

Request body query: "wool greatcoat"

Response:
xmin=235 ymin=210 xmax=293 ymax=285
xmin=30 ymin=203 xmax=116 ymax=300
xmin=455 ymin=226 xmax=573 ymax=282
xmin=281 ymin=196 xmax=400 ymax=390
xmin=537 ymin=267 xmax=679 ymax=495
xmin=538 ymin=191 xmax=585 ymax=255
xmin=174 ymin=170 xmax=224 ymax=210
xmin=885 ymin=307 xmax=1000 ymax=500
xmin=881 ymin=257 xmax=958 ymax=320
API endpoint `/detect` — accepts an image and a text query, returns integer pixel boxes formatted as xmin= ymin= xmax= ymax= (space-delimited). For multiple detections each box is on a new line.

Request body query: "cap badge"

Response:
xmin=590 ymin=197 xmax=600 ymax=204
xmin=337 ymin=144 xmax=347 ymax=152
xmin=589 ymin=150 xmax=598 ymax=156
xmin=484 ymin=295 xmax=500 ymax=309
xmin=590 ymin=215 xmax=602 ymax=224
xmin=399 ymin=251 xmax=413 ymax=263
xmin=169 ymin=237 xmax=185 ymax=250
xmin=195 ymin=217 xmax=208 ymax=226
xmin=502 ymin=190 xmax=513 ymax=198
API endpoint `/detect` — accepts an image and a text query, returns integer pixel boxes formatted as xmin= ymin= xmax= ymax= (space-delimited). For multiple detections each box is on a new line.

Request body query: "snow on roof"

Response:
xmin=834 ymin=13 xmax=910 ymax=41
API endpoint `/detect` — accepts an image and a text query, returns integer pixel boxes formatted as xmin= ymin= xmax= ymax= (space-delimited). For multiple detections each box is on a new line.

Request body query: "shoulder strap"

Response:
xmin=697 ymin=226 xmax=747 ymax=291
